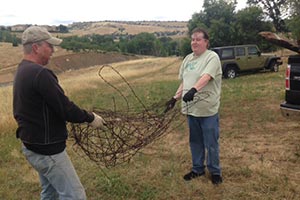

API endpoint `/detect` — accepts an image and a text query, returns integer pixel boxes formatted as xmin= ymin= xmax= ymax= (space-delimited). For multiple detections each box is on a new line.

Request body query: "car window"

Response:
xmin=211 ymin=48 xmax=220 ymax=56
xmin=236 ymin=47 xmax=245 ymax=56
xmin=221 ymin=48 xmax=234 ymax=59
xmin=248 ymin=46 xmax=259 ymax=55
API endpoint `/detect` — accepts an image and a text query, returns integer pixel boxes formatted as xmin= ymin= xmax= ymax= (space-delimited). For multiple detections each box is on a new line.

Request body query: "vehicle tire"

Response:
xmin=270 ymin=60 xmax=279 ymax=72
xmin=224 ymin=67 xmax=237 ymax=79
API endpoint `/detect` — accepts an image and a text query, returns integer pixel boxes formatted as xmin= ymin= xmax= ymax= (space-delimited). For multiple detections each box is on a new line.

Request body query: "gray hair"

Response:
xmin=23 ymin=41 xmax=44 ymax=54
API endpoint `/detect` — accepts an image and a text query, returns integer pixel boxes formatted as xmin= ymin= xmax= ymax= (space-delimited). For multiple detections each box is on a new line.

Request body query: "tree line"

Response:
xmin=1 ymin=0 xmax=299 ymax=56
xmin=0 ymin=30 xmax=21 ymax=47
xmin=60 ymin=33 xmax=187 ymax=56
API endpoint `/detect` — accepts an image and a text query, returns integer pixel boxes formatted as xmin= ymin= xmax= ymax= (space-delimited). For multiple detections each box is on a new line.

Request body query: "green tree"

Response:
xmin=188 ymin=0 xmax=236 ymax=34
xmin=234 ymin=6 xmax=274 ymax=48
xmin=157 ymin=37 xmax=179 ymax=56
xmin=118 ymin=37 xmax=130 ymax=53
xmin=11 ymin=35 xmax=19 ymax=47
xmin=153 ymin=40 xmax=164 ymax=56
xmin=179 ymin=38 xmax=192 ymax=57
xmin=127 ymin=33 xmax=156 ymax=55
xmin=187 ymin=0 xmax=237 ymax=47
xmin=286 ymin=0 xmax=300 ymax=42
xmin=188 ymin=13 xmax=208 ymax=35
xmin=247 ymin=0 xmax=287 ymax=32
xmin=209 ymin=19 xmax=234 ymax=47
xmin=58 ymin=24 xmax=69 ymax=33
xmin=287 ymin=16 xmax=300 ymax=43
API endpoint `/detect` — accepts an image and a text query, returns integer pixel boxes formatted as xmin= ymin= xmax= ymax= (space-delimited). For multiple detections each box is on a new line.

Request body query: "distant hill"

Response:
xmin=65 ymin=21 xmax=188 ymax=38
xmin=5 ymin=21 xmax=189 ymax=38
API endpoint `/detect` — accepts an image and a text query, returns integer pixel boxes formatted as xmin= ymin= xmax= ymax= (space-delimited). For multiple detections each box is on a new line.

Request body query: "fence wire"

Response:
xmin=69 ymin=64 xmax=210 ymax=168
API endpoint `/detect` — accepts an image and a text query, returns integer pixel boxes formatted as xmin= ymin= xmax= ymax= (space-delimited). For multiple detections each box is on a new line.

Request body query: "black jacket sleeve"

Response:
xmin=34 ymin=68 xmax=94 ymax=123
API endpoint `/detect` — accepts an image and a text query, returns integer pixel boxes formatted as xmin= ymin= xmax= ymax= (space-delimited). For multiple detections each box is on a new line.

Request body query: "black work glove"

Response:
xmin=183 ymin=88 xmax=197 ymax=102
xmin=164 ymin=97 xmax=177 ymax=113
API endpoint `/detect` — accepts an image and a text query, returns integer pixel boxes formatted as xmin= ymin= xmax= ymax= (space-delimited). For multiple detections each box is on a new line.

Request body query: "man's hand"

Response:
xmin=183 ymin=88 xmax=197 ymax=102
xmin=89 ymin=112 xmax=106 ymax=128
xmin=164 ymin=97 xmax=177 ymax=113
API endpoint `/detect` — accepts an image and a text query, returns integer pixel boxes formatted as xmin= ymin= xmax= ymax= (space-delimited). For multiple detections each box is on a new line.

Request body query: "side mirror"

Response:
xmin=257 ymin=51 xmax=261 ymax=56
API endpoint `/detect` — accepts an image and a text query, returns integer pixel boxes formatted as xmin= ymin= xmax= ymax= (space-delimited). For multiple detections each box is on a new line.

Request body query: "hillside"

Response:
xmin=0 ymin=21 xmax=188 ymax=84
xmin=0 ymin=42 xmax=140 ymax=84
xmin=66 ymin=21 xmax=188 ymax=38
xmin=7 ymin=21 xmax=188 ymax=38
xmin=7 ymin=21 xmax=188 ymax=39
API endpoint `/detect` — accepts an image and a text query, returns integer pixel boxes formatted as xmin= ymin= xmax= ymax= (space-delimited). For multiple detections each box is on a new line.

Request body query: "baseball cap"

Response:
xmin=22 ymin=26 xmax=62 ymax=45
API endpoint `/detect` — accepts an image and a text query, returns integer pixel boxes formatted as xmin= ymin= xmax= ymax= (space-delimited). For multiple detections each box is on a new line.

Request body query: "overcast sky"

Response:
xmin=0 ymin=0 xmax=248 ymax=26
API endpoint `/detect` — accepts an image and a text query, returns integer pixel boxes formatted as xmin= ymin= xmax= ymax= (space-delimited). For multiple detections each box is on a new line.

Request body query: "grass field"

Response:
xmin=1 ymin=56 xmax=300 ymax=199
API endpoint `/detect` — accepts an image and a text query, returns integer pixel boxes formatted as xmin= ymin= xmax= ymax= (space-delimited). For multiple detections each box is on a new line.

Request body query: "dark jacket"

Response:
xmin=13 ymin=60 xmax=94 ymax=153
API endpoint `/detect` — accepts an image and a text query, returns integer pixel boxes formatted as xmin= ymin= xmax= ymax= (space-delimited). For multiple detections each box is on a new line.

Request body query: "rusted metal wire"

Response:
xmin=69 ymin=64 xmax=210 ymax=168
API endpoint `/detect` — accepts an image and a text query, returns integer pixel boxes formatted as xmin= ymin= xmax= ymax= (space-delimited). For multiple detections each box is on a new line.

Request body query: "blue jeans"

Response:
xmin=22 ymin=146 xmax=86 ymax=200
xmin=187 ymin=114 xmax=221 ymax=175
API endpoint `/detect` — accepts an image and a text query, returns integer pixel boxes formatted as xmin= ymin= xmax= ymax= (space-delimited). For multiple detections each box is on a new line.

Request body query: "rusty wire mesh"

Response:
xmin=69 ymin=64 xmax=210 ymax=168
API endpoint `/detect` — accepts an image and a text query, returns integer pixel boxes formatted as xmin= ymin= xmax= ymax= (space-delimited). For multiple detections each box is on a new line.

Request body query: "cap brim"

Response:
xmin=46 ymin=37 xmax=62 ymax=46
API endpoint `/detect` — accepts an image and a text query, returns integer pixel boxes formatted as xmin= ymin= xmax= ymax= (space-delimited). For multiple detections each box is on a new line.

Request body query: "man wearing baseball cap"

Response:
xmin=13 ymin=26 xmax=105 ymax=199
xmin=22 ymin=26 xmax=63 ymax=46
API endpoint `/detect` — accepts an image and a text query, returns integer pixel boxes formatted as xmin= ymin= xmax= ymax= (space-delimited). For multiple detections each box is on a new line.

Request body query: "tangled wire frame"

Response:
xmin=69 ymin=64 xmax=210 ymax=168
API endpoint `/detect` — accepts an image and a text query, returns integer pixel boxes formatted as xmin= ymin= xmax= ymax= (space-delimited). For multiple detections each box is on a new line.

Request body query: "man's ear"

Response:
xmin=31 ymin=43 xmax=39 ymax=53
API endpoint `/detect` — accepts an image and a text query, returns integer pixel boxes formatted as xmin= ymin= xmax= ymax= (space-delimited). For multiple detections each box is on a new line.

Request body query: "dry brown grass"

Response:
xmin=0 ymin=42 xmax=69 ymax=67
xmin=0 ymin=42 xmax=71 ymax=83
xmin=0 ymin=85 xmax=16 ymax=132
xmin=0 ymin=43 xmax=139 ymax=84
xmin=59 ymin=56 xmax=181 ymax=99
xmin=1 ymin=52 xmax=300 ymax=199
xmin=0 ymin=42 xmax=23 ymax=67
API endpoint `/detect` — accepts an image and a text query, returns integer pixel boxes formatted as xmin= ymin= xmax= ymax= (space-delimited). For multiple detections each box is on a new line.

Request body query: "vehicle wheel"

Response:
xmin=270 ymin=60 xmax=279 ymax=72
xmin=224 ymin=67 xmax=237 ymax=79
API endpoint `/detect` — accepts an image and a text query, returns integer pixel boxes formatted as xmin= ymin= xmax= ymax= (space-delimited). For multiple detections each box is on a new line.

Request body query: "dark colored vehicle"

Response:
xmin=280 ymin=55 xmax=300 ymax=119
xmin=211 ymin=44 xmax=282 ymax=78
